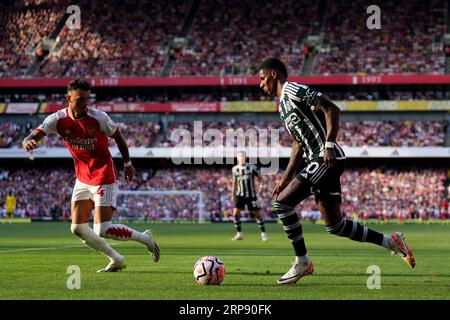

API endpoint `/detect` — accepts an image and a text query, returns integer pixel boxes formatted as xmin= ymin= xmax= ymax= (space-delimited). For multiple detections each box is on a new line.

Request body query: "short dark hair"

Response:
xmin=67 ymin=79 xmax=92 ymax=92
xmin=259 ymin=57 xmax=288 ymax=78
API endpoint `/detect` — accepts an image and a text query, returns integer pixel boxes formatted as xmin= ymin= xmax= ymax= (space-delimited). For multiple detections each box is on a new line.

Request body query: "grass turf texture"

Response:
xmin=0 ymin=222 xmax=449 ymax=300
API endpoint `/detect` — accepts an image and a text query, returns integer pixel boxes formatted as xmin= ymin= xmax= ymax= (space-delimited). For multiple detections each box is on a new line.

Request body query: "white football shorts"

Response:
xmin=71 ymin=179 xmax=119 ymax=208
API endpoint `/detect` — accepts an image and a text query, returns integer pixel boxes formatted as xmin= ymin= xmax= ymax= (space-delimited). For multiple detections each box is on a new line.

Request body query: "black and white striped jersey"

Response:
xmin=232 ymin=164 xmax=260 ymax=198
xmin=278 ymin=81 xmax=346 ymax=162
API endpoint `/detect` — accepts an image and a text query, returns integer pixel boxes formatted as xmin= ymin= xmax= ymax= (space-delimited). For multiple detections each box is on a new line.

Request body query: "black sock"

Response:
xmin=272 ymin=202 xmax=307 ymax=256
xmin=256 ymin=218 xmax=266 ymax=233
xmin=234 ymin=217 xmax=242 ymax=233
xmin=326 ymin=219 xmax=384 ymax=245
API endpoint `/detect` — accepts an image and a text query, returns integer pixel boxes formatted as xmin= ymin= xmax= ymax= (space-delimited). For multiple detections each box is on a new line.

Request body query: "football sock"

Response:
xmin=256 ymin=218 xmax=266 ymax=233
xmin=94 ymin=221 xmax=148 ymax=244
xmin=326 ymin=218 xmax=384 ymax=246
xmin=272 ymin=202 xmax=307 ymax=256
xmin=71 ymin=223 xmax=122 ymax=261
xmin=295 ymin=255 xmax=310 ymax=265
xmin=234 ymin=216 xmax=242 ymax=233
xmin=381 ymin=235 xmax=394 ymax=250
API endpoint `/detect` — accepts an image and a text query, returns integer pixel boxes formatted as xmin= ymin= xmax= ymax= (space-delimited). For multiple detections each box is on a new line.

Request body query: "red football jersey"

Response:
xmin=36 ymin=108 xmax=119 ymax=185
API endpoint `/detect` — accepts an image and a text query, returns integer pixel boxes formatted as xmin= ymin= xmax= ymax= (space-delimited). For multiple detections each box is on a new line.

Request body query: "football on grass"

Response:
xmin=193 ymin=256 xmax=225 ymax=285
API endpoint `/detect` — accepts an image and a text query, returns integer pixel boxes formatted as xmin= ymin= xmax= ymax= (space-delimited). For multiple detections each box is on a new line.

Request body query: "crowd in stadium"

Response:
xmin=1 ymin=167 xmax=449 ymax=222
xmin=0 ymin=0 xmax=64 ymax=78
xmin=0 ymin=122 xmax=34 ymax=148
xmin=341 ymin=168 xmax=448 ymax=220
xmin=162 ymin=119 xmax=447 ymax=147
xmin=1 ymin=0 xmax=447 ymax=77
xmin=36 ymin=0 xmax=191 ymax=78
xmin=0 ymin=119 xmax=446 ymax=148
xmin=0 ymin=121 xmax=163 ymax=148
xmin=0 ymin=168 xmax=73 ymax=221
xmin=339 ymin=120 xmax=446 ymax=147
xmin=170 ymin=0 xmax=314 ymax=77
xmin=313 ymin=0 xmax=447 ymax=75
xmin=161 ymin=120 xmax=447 ymax=147
xmin=0 ymin=0 xmax=449 ymax=224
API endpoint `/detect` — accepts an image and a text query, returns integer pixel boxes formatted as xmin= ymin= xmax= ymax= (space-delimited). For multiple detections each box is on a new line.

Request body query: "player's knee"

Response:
xmin=93 ymin=224 xmax=102 ymax=237
xmin=272 ymin=201 xmax=295 ymax=216
xmin=71 ymin=223 xmax=86 ymax=237
xmin=274 ymin=192 xmax=289 ymax=204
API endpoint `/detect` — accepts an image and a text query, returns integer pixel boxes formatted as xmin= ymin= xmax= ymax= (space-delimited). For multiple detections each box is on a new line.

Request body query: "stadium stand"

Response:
xmin=0 ymin=119 xmax=446 ymax=148
xmin=1 ymin=0 xmax=448 ymax=77
xmin=170 ymin=0 xmax=315 ymax=76
xmin=35 ymin=0 xmax=191 ymax=77
xmin=314 ymin=0 xmax=447 ymax=75
xmin=1 ymin=0 xmax=449 ymax=225
xmin=0 ymin=167 xmax=448 ymax=221
xmin=0 ymin=120 xmax=162 ymax=148
xmin=0 ymin=0 xmax=65 ymax=78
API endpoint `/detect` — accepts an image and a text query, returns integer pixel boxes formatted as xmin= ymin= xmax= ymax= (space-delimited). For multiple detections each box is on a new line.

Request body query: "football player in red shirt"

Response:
xmin=22 ymin=79 xmax=160 ymax=272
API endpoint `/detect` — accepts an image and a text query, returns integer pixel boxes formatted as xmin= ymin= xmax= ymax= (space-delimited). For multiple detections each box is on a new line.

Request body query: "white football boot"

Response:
xmin=261 ymin=232 xmax=269 ymax=242
xmin=231 ymin=232 xmax=244 ymax=241
xmin=144 ymin=229 xmax=160 ymax=262
xmin=97 ymin=256 xmax=126 ymax=273
xmin=277 ymin=259 xmax=314 ymax=284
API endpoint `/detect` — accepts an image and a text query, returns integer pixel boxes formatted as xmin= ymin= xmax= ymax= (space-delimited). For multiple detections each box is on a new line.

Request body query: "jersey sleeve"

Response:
xmin=251 ymin=164 xmax=260 ymax=177
xmin=285 ymin=83 xmax=322 ymax=111
xmin=97 ymin=111 xmax=118 ymax=137
xmin=37 ymin=112 xmax=58 ymax=135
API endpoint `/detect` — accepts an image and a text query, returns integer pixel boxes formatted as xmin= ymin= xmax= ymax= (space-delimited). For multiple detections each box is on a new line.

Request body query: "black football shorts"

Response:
xmin=294 ymin=158 xmax=346 ymax=204
xmin=234 ymin=196 xmax=261 ymax=211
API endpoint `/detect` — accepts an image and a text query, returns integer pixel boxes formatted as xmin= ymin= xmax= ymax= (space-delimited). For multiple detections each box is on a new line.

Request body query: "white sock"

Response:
xmin=71 ymin=223 xmax=122 ymax=262
xmin=381 ymin=235 xmax=393 ymax=250
xmin=295 ymin=255 xmax=310 ymax=265
xmin=94 ymin=221 xmax=148 ymax=244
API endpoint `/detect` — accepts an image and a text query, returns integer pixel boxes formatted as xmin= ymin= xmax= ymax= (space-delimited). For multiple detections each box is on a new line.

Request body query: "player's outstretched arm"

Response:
xmin=111 ymin=128 xmax=135 ymax=181
xmin=22 ymin=129 xmax=46 ymax=152
xmin=314 ymin=95 xmax=340 ymax=168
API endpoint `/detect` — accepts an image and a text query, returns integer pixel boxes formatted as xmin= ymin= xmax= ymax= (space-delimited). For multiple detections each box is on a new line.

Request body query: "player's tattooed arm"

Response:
xmin=111 ymin=128 xmax=135 ymax=181
xmin=22 ymin=129 xmax=46 ymax=152
xmin=314 ymin=95 xmax=340 ymax=168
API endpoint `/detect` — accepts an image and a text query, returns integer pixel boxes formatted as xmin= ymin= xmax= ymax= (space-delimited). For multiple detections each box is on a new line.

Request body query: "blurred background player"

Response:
xmin=231 ymin=151 xmax=268 ymax=241
xmin=22 ymin=79 xmax=160 ymax=272
xmin=5 ymin=191 xmax=16 ymax=223
xmin=259 ymin=57 xmax=416 ymax=284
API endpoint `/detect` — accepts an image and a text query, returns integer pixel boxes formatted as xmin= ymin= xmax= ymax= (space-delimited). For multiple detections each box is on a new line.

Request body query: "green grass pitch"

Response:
xmin=0 ymin=222 xmax=449 ymax=300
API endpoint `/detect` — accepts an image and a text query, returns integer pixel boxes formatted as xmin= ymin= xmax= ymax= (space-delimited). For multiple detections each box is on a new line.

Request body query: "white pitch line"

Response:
xmin=0 ymin=243 xmax=121 ymax=254
xmin=0 ymin=245 xmax=83 ymax=253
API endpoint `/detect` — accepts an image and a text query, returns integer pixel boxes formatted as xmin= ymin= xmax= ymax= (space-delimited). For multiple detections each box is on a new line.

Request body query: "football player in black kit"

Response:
xmin=231 ymin=151 xmax=268 ymax=242
xmin=259 ymin=57 xmax=415 ymax=284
